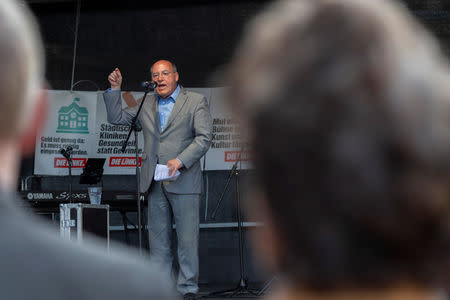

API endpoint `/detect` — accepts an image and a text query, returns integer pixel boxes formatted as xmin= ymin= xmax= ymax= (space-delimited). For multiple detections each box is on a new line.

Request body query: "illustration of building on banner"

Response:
xmin=56 ymin=98 xmax=89 ymax=134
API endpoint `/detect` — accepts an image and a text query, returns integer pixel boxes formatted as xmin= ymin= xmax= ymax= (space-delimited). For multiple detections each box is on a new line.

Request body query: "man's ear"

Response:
xmin=248 ymin=189 xmax=284 ymax=273
xmin=175 ymin=72 xmax=179 ymax=83
xmin=20 ymin=89 xmax=48 ymax=156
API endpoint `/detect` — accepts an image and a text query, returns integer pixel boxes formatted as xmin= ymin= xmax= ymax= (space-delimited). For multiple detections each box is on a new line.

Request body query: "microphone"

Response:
xmin=60 ymin=146 xmax=73 ymax=160
xmin=141 ymin=81 xmax=157 ymax=90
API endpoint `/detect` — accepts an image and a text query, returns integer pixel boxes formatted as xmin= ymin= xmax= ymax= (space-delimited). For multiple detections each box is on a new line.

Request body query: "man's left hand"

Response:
xmin=167 ymin=158 xmax=182 ymax=176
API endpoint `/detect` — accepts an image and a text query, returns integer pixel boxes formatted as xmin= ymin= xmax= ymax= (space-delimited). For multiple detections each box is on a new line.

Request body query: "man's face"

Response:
xmin=151 ymin=60 xmax=179 ymax=99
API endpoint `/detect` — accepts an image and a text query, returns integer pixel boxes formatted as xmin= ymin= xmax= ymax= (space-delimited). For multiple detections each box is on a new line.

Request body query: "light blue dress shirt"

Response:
xmin=158 ymin=85 xmax=180 ymax=130
xmin=157 ymin=85 xmax=183 ymax=167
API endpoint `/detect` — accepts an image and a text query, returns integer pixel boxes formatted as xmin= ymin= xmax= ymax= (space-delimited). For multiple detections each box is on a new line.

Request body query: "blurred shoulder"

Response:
xmin=0 ymin=194 xmax=176 ymax=299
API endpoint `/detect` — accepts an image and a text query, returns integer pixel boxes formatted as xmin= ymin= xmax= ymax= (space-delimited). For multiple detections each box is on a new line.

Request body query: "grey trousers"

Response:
xmin=148 ymin=182 xmax=200 ymax=295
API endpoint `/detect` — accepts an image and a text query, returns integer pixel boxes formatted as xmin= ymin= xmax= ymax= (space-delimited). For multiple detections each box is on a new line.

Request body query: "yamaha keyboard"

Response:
xmin=19 ymin=190 xmax=143 ymax=212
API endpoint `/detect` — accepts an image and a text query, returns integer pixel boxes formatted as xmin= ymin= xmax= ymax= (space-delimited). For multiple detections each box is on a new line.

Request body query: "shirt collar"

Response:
xmin=158 ymin=85 xmax=180 ymax=103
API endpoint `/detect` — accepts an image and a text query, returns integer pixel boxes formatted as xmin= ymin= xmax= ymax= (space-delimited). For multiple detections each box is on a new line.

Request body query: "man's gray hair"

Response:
xmin=0 ymin=0 xmax=44 ymax=139
xmin=226 ymin=0 xmax=450 ymax=289
xmin=229 ymin=0 xmax=450 ymax=161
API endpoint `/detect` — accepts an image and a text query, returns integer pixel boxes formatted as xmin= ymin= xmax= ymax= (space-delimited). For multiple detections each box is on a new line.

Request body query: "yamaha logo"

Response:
xmin=26 ymin=193 xmax=54 ymax=200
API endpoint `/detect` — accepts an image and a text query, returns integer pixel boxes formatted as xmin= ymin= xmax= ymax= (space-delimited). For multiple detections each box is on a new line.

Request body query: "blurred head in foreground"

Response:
xmin=0 ymin=3 xmax=177 ymax=300
xmin=0 ymin=0 xmax=47 ymax=189
xmin=227 ymin=0 xmax=450 ymax=298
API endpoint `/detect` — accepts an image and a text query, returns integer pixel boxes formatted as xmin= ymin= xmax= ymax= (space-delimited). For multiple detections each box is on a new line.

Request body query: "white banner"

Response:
xmin=34 ymin=88 xmax=251 ymax=175
xmin=204 ymin=87 xmax=251 ymax=170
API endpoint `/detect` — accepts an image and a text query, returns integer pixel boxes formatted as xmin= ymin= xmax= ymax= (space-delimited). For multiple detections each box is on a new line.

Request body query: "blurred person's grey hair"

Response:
xmin=0 ymin=0 xmax=44 ymax=139
xmin=227 ymin=0 xmax=450 ymax=291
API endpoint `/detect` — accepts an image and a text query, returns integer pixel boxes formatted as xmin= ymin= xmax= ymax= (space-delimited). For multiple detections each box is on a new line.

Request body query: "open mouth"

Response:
xmin=158 ymin=84 xmax=167 ymax=88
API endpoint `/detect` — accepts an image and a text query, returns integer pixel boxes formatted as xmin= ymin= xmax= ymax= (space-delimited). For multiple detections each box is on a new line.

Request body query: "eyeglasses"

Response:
xmin=152 ymin=70 xmax=174 ymax=79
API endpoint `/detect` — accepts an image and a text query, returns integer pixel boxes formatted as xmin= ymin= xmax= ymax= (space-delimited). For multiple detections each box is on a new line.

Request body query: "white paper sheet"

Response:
xmin=153 ymin=164 xmax=180 ymax=181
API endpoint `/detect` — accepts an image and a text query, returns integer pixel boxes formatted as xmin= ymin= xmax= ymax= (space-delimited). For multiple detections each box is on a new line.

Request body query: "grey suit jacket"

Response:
xmin=103 ymin=87 xmax=212 ymax=194
xmin=1 ymin=190 xmax=176 ymax=299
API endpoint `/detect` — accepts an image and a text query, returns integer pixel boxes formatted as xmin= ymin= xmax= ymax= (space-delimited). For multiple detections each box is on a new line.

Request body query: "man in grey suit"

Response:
xmin=0 ymin=1 xmax=175 ymax=299
xmin=104 ymin=60 xmax=212 ymax=299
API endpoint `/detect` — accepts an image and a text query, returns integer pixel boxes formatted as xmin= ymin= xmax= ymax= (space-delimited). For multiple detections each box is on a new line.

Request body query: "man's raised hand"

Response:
xmin=108 ymin=68 xmax=122 ymax=90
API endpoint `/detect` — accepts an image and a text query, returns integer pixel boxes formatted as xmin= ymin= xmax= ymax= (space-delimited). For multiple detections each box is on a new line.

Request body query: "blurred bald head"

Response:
xmin=0 ymin=0 xmax=44 ymax=140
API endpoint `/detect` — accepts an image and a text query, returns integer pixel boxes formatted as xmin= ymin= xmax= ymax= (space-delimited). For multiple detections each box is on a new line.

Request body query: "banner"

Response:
xmin=204 ymin=87 xmax=251 ymax=170
xmin=34 ymin=88 xmax=251 ymax=175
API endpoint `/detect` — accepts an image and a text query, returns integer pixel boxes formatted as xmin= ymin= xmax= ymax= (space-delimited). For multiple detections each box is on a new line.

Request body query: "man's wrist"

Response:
xmin=176 ymin=158 xmax=184 ymax=168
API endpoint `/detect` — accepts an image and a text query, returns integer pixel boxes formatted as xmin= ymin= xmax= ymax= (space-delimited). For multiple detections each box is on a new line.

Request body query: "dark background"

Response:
xmin=25 ymin=0 xmax=450 ymax=92
xmin=19 ymin=0 xmax=450 ymax=286
xmin=28 ymin=0 xmax=270 ymax=91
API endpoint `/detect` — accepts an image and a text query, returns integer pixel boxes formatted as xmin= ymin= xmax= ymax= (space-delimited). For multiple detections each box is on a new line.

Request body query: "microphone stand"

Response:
xmin=209 ymin=148 xmax=258 ymax=298
xmin=68 ymin=156 xmax=72 ymax=203
xmin=60 ymin=147 xmax=73 ymax=203
xmin=121 ymin=85 xmax=154 ymax=255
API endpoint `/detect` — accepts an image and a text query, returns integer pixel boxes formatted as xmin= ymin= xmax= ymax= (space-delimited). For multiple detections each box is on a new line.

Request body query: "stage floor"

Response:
xmin=196 ymin=284 xmax=266 ymax=299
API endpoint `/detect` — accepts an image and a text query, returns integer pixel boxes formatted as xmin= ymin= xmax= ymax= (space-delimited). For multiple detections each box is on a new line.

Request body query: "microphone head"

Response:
xmin=141 ymin=81 xmax=157 ymax=90
xmin=60 ymin=146 xmax=72 ymax=159
xmin=60 ymin=148 xmax=69 ymax=159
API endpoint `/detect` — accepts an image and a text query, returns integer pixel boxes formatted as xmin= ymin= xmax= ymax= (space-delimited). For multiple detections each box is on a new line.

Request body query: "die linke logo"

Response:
xmin=224 ymin=151 xmax=251 ymax=162
xmin=54 ymin=157 xmax=87 ymax=168
xmin=109 ymin=157 xmax=142 ymax=167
